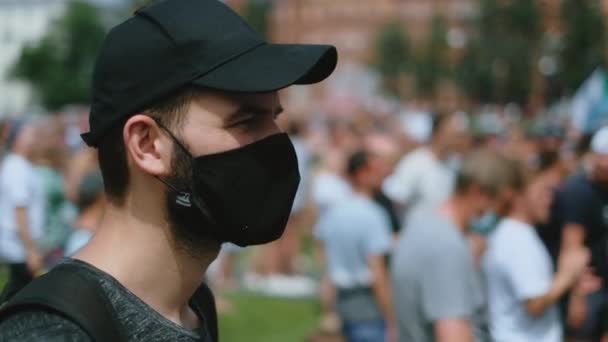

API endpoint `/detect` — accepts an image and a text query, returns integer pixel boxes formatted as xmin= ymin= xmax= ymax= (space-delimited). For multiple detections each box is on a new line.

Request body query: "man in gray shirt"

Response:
xmin=391 ymin=150 xmax=518 ymax=342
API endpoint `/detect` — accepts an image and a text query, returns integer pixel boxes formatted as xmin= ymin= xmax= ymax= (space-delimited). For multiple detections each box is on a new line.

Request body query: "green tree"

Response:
xmin=374 ymin=22 xmax=410 ymax=95
xmin=416 ymin=15 xmax=449 ymax=96
xmin=12 ymin=0 xmax=106 ymax=110
xmin=243 ymin=0 xmax=272 ymax=38
xmin=458 ymin=0 xmax=541 ymax=104
xmin=560 ymin=0 xmax=606 ymax=92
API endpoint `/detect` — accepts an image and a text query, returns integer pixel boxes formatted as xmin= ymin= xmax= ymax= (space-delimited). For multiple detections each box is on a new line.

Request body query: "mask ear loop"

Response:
xmin=150 ymin=118 xmax=195 ymax=207
xmin=150 ymin=118 xmax=219 ymax=227
xmin=151 ymin=118 xmax=193 ymax=158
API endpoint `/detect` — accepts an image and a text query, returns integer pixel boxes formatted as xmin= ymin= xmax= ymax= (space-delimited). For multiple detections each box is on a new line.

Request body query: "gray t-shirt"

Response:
xmin=390 ymin=208 xmax=488 ymax=342
xmin=0 ymin=259 xmax=214 ymax=341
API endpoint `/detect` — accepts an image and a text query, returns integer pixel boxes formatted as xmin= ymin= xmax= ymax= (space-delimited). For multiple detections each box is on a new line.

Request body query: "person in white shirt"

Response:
xmin=383 ymin=113 xmax=469 ymax=221
xmin=483 ymin=162 xmax=590 ymax=342
xmin=0 ymin=120 xmax=46 ymax=301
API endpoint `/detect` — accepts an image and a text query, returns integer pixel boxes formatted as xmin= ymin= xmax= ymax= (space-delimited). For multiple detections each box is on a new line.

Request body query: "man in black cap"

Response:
xmin=0 ymin=0 xmax=337 ymax=340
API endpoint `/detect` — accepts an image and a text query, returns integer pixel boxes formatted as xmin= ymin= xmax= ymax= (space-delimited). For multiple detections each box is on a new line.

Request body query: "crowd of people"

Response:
xmin=0 ymin=113 xmax=103 ymax=300
xmin=308 ymin=108 xmax=608 ymax=342
xmin=0 ymin=101 xmax=607 ymax=342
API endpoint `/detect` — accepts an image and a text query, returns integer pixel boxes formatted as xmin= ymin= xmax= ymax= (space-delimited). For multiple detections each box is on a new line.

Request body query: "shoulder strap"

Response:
xmin=0 ymin=264 xmax=126 ymax=342
xmin=191 ymin=283 xmax=219 ymax=342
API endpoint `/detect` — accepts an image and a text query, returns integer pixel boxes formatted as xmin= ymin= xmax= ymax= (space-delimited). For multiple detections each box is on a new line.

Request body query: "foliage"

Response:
xmin=243 ymin=0 xmax=272 ymax=38
xmin=374 ymin=22 xmax=410 ymax=77
xmin=416 ymin=15 xmax=449 ymax=96
xmin=457 ymin=0 xmax=541 ymax=104
xmin=374 ymin=22 xmax=410 ymax=96
xmin=12 ymin=0 xmax=106 ymax=110
xmin=559 ymin=0 xmax=607 ymax=92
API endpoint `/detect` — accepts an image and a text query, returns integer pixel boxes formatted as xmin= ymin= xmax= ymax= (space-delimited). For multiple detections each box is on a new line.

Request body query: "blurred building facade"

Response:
xmin=268 ymin=0 xmax=477 ymax=65
xmin=228 ymin=0 xmax=608 ymax=67
xmin=0 ymin=0 xmax=67 ymax=117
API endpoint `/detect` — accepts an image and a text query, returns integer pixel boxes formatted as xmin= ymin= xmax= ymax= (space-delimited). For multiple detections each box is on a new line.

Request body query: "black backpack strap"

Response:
xmin=0 ymin=264 xmax=126 ymax=341
xmin=191 ymin=283 xmax=219 ymax=342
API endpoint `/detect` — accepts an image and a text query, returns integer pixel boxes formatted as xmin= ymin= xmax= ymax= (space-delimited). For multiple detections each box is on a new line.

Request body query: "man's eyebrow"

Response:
xmin=225 ymin=105 xmax=283 ymax=125
xmin=236 ymin=104 xmax=284 ymax=116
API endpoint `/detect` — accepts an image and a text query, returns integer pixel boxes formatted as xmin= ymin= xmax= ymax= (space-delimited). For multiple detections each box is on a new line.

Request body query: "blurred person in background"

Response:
xmin=365 ymin=132 xmax=402 ymax=237
xmin=310 ymin=120 xmax=356 ymax=337
xmin=315 ymin=150 xmax=396 ymax=342
xmin=313 ymin=120 xmax=402 ymax=336
xmin=64 ymin=171 xmax=105 ymax=256
xmin=535 ymin=149 xmax=568 ymax=258
xmin=391 ymin=150 xmax=515 ymax=342
xmin=571 ymin=133 xmax=594 ymax=174
xmin=566 ymin=264 xmax=605 ymax=342
xmin=502 ymin=124 xmax=539 ymax=169
xmin=31 ymin=118 xmax=73 ymax=265
xmin=542 ymin=126 xmax=608 ymax=341
xmin=63 ymin=146 xmax=98 ymax=204
xmin=0 ymin=119 xmax=8 ymax=161
xmin=538 ymin=134 xmax=592 ymax=263
xmin=397 ymin=109 xmax=433 ymax=154
xmin=383 ymin=112 xmax=469 ymax=224
xmin=0 ymin=120 xmax=47 ymax=301
xmin=312 ymin=119 xmax=356 ymax=215
xmin=483 ymin=160 xmax=591 ymax=342
xmin=62 ymin=110 xmax=99 ymax=205
xmin=537 ymin=124 xmax=565 ymax=157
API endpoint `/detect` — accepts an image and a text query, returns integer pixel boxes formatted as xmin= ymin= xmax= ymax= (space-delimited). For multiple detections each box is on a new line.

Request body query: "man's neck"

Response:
xmin=430 ymin=142 xmax=448 ymax=161
xmin=10 ymin=150 xmax=27 ymax=159
xmin=507 ymin=208 xmax=533 ymax=226
xmin=440 ymin=197 xmax=471 ymax=233
xmin=351 ymin=184 xmax=374 ymax=198
xmin=75 ymin=203 xmax=219 ymax=328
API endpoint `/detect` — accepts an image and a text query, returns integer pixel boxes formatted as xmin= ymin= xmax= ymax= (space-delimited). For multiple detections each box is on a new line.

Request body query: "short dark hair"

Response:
xmin=97 ymin=86 xmax=201 ymax=204
xmin=576 ymin=133 xmax=593 ymax=157
xmin=431 ymin=113 xmax=448 ymax=138
xmin=346 ymin=150 xmax=369 ymax=177
xmin=537 ymin=150 xmax=560 ymax=173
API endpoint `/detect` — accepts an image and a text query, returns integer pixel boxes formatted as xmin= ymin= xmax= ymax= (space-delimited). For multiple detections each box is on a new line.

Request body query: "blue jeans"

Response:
xmin=343 ymin=320 xmax=386 ymax=342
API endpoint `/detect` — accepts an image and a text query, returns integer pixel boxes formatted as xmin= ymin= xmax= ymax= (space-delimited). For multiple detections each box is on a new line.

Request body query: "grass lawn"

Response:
xmin=0 ymin=268 xmax=319 ymax=342
xmin=220 ymin=293 xmax=319 ymax=342
xmin=0 ymin=266 xmax=5 ymax=292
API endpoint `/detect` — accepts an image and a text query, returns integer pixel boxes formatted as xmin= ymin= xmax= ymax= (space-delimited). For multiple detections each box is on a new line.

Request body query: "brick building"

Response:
xmin=268 ymin=0 xmax=477 ymax=65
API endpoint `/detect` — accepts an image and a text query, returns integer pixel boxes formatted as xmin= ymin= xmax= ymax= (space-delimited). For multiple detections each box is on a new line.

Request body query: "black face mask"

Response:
xmin=156 ymin=125 xmax=301 ymax=247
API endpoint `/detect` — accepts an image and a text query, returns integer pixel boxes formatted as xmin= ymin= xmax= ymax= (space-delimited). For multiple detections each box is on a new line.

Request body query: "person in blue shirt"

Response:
xmin=315 ymin=150 xmax=396 ymax=342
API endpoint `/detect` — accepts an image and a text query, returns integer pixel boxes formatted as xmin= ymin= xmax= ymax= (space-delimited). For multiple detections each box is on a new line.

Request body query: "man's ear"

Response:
xmin=123 ymin=114 xmax=172 ymax=177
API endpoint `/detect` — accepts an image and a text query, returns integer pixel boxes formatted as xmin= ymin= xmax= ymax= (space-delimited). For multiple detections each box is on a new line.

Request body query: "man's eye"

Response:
xmin=232 ymin=117 xmax=256 ymax=128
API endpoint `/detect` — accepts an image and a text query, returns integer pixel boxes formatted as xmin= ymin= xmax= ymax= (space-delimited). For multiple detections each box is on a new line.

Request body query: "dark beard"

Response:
xmin=164 ymin=143 xmax=221 ymax=258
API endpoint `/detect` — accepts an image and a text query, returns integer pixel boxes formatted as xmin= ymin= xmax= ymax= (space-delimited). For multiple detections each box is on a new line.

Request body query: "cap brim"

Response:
xmin=192 ymin=43 xmax=337 ymax=92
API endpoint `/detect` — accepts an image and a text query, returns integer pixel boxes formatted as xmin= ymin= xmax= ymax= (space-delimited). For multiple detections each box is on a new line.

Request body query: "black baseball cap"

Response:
xmin=81 ymin=0 xmax=338 ymax=147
